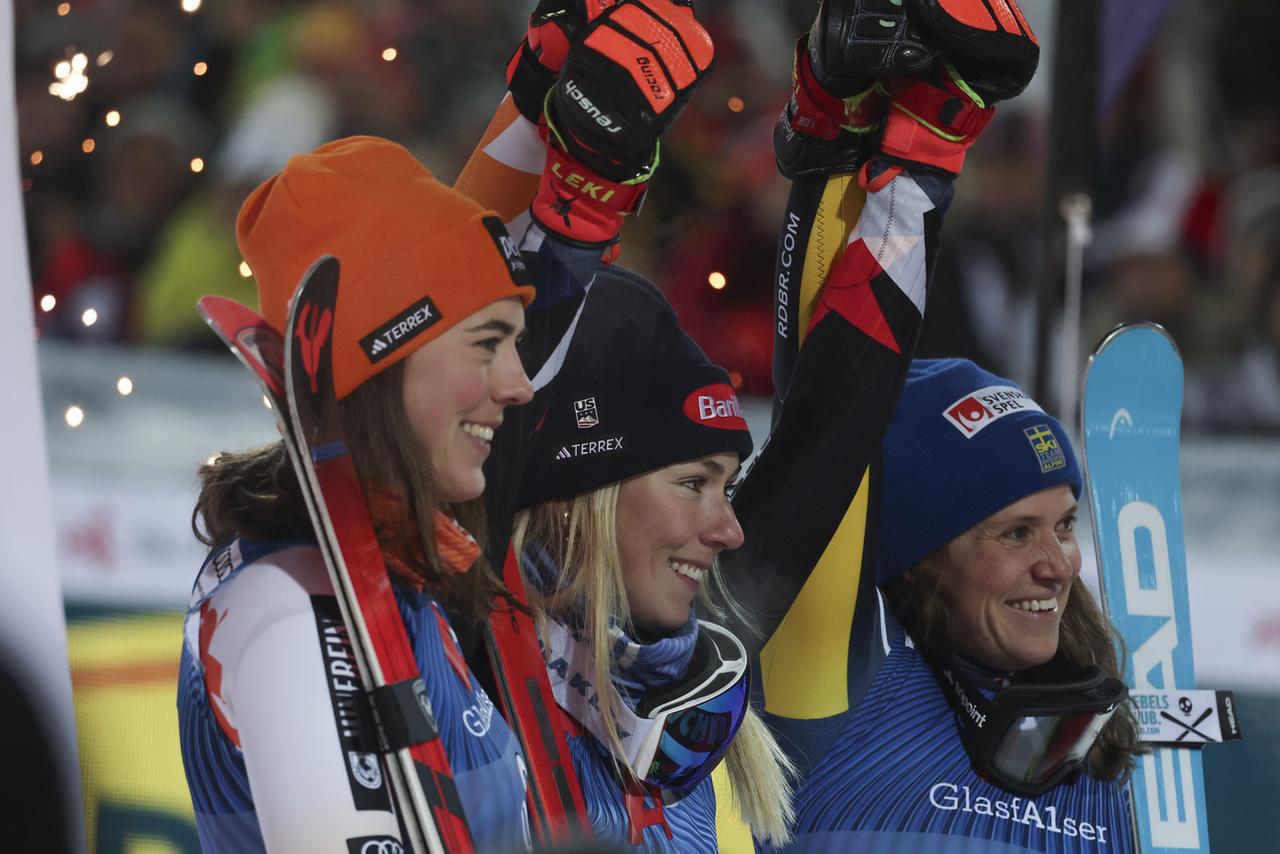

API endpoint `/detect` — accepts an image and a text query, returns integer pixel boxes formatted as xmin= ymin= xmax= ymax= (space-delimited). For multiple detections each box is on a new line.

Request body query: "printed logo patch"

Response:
xmin=481 ymin=216 xmax=531 ymax=285
xmin=359 ymin=295 xmax=442 ymax=364
xmin=1023 ymin=423 xmax=1066 ymax=473
xmin=943 ymin=385 xmax=1043 ymax=437
xmin=574 ymin=396 xmax=599 ymax=429
xmin=348 ymin=751 xmax=382 ymax=790
xmin=555 ymin=435 xmax=624 ymax=461
xmin=312 ymin=597 xmax=392 ymax=812
xmin=346 ymin=836 xmax=404 ymax=854
xmin=683 ymin=383 xmax=748 ymax=431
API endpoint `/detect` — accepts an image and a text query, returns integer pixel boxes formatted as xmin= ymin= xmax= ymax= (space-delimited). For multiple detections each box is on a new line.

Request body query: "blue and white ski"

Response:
xmin=1082 ymin=322 xmax=1209 ymax=853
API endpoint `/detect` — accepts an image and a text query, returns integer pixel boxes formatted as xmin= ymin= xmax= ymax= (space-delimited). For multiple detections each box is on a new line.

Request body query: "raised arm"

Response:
xmin=454 ymin=0 xmax=716 ymax=562
xmin=723 ymin=0 xmax=1039 ymax=726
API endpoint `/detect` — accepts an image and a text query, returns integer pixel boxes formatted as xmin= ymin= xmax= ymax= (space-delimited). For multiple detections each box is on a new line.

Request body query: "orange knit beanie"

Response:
xmin=237 ymin=135 xmax=535 ymax=399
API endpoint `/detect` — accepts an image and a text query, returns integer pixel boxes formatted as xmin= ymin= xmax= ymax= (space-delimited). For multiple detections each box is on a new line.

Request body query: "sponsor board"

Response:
xmin=67 ymin=608 xmax=199 ymax=851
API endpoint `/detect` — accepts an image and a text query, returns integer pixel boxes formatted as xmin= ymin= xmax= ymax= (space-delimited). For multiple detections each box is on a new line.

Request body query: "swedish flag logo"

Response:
xmin=1024 ymin=424 xmax=1066 ymax=473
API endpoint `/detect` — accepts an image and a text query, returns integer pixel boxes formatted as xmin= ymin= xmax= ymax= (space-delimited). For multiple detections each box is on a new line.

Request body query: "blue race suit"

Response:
xmin=178 ymin=537 xmax=530 ymax=853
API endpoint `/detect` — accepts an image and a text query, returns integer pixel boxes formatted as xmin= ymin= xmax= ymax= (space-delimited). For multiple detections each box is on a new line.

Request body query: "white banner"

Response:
xmin=0 ymin=0 xmax=86 ymax=847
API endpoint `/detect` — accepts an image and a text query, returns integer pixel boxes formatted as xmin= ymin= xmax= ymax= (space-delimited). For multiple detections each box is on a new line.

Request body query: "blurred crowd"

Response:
xmin=18 ymin=0 xmax=1280 ymax=432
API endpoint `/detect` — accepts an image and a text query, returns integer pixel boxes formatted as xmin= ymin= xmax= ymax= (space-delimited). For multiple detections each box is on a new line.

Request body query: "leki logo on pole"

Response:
xmin=295 ymin=302 xmax=333 ymax=395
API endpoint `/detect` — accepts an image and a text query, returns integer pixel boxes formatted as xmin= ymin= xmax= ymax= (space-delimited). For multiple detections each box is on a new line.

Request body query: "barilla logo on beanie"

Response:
xmin=943 ymin=385 xmax=1043 ymax=437
xmin=683 ymin=384 xmax=748 ymax=430
xmin=359 ymin=295 xmax=443 ymax=364
xmin=481 ymin=217 xmax=531 ymax=285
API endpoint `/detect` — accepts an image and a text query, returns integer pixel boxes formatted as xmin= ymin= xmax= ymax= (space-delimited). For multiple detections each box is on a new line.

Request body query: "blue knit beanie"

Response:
xmin=877 ymin=359 xmax=1082 ymax=585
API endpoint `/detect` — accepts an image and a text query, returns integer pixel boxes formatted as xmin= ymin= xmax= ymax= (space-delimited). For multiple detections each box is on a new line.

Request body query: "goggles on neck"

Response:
xmin=932 ymin=652 xmax=1127 ymax=796
xmin=544 ymin=618 xmax=749 ymax=794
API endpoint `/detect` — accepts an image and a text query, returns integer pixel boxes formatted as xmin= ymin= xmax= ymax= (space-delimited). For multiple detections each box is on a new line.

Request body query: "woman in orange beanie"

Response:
xmin=177 ymin=136 xmax=536 ymax=852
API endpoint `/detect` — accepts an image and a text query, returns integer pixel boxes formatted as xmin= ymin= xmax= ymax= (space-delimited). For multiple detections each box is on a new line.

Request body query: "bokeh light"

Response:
xmin=105 ymin=109 xmax=120 ymax=127
xmin=193 ymin=61 xmax=208 ymax=77
xmin=239 ymin=261 xmax=252 ymax=278
xmin=81 ymin=308 xmax=98 ymax=327
xmin=65 ymin=406 xmax=84 ymax=428
xmin=382 ymin=47 xmax=398 ymax=62
xmin=117 ymin=377 xmax=134 ymax=396
xmin=190 ymin=157 xmax=205 ymax=173
xmin=30 ymin=150 xmax=43 ymax=166
xmin=50 ymin=52 xmax=89 ymax=101
xmin=40 ymin=294 xmax=56 ymax=312
xmin=81 ymin=138 xmax=96 ymax=154
xmin=708 ymin=271 xmax=727 ymax=290
xmin=728 ymin=96 xmax=745 ymax=113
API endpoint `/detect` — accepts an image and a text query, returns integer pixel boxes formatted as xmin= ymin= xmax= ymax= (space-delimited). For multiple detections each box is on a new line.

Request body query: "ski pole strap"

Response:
xmin=368 ymin=678 xmax=440 ymax=750
xmin=1131 ymin=689 xmax=1242 ymax=745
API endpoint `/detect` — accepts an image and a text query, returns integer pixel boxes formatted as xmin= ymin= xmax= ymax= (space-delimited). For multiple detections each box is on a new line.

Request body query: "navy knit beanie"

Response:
xmin=517 ymin=269 xmax=753 ymax=508
xmin=877 ymin=359 xmax=1082 ymax=585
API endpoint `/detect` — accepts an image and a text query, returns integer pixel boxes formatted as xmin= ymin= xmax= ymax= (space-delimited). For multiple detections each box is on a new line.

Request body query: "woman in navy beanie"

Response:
xmin=761 ymin=357 xmax=1141 ymax=853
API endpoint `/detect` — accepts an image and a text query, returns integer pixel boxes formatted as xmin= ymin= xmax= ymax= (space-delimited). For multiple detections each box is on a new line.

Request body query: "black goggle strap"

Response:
xmin=932 ymin=658 xmax=1126 ymax=795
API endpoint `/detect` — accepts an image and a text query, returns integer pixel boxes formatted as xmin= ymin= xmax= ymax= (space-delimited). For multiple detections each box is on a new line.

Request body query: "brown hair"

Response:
xmin=882 ymin=556 xmax=1143 ymax=781
xmin=192 ymin=360 xmax=501 ymax=620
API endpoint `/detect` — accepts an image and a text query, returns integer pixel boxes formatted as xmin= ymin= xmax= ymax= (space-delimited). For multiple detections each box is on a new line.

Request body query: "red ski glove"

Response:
xmin=506 ymin=1 xmax=617 ymax=123
xmin=876 ymin=0 xmax=1039 ymax=175
xmin=530 ymin=0 xmax=714 ymax=248
xmin=775 ymin=0 xmax=1039 ymax=178
xmin=775 ymin=0 xmax=939 ymax=178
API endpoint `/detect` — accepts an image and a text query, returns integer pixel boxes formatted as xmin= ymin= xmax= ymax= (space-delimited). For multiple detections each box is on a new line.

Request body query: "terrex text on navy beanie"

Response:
xmin=877 ymin=359 xmax=1082 ymax=585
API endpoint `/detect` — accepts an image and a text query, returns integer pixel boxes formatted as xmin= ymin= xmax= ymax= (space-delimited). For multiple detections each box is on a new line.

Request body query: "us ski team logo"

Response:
xmin=574 ymin=397 xmax=599 ymax=429
xmin=1023 ymin=424 xmax=1066 ymax=473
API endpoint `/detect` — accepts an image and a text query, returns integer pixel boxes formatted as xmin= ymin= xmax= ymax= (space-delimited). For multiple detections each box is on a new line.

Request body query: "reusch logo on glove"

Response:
xmin=683 ymin=384 xmax=747 ymax=430
xmin=563 ymin=79 xmax=624 ymax=133
xmin=943 ymin=385 xmax=1043 ymax=437
xmin=359 ymin=295 xmax=442 ymax=364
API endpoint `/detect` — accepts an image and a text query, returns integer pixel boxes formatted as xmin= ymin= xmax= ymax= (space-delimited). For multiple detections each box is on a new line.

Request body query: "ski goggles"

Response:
xmin=545 ymin=618 xmax=750 ymax=794
xmin=933 ymin=653 xmax=1127 ymax=796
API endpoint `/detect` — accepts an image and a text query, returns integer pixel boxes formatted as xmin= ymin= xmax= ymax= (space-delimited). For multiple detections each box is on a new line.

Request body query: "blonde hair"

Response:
xmin=513 ymin=483 xmax=795 ymax=845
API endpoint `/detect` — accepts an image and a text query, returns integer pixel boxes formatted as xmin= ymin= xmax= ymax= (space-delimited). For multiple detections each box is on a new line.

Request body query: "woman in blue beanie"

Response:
xmin=757 ymin=357 xmax=1141 ymax=853
xmin=723 ymin=1 xmax=1140 ymax=851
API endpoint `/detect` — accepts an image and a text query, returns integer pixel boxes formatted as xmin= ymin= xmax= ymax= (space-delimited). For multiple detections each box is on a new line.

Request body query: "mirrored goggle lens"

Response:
xmin=992 ymin=707 xmax=1117 ymax=788
xmin=645 ymin=675 xmax=749 ymax=793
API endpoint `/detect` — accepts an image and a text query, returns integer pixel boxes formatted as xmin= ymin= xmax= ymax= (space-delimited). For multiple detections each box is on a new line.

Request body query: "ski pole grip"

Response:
xmin=368 ymin=678 xmax=440 ymax=750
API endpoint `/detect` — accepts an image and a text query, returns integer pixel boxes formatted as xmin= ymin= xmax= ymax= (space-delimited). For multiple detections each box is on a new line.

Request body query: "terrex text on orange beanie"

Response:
xmin=237 ymin=135 xmax=535 ymax=400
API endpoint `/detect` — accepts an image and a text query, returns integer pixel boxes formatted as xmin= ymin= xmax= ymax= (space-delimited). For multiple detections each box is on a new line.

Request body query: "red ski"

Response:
xmin=485 ymin=544 xmax=592 ymax=846
xmin=197 ymin=260 xmax=469 ymax=854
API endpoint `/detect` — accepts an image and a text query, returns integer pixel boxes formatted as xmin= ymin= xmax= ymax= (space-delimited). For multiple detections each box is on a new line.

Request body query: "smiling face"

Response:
xmin=932 ymin=484 xmax=1082 ymax=671
xmin=615 ymin=453 xmax=745 ymax=635
xmin=402 ymin=298 xmax=532 ymax=504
